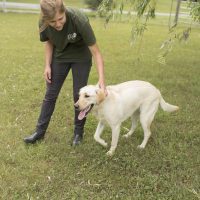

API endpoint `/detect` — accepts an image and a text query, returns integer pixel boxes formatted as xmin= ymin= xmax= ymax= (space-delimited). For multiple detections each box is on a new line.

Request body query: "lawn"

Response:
xmin=0 ymin=12 xmax=200 ymax=199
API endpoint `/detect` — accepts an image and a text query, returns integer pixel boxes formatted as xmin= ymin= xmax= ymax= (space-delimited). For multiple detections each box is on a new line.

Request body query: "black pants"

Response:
xmin=36 ymin=60 xmax=92 ymax=136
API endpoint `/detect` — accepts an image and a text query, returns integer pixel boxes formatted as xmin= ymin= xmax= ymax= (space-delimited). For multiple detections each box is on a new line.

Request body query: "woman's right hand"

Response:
xmin=44 ymin=66 xmax=52 ymax=83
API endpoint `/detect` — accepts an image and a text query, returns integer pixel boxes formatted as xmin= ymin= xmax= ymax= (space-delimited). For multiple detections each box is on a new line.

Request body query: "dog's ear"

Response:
xmin=96 ymin=89 xmax=106 ymax=104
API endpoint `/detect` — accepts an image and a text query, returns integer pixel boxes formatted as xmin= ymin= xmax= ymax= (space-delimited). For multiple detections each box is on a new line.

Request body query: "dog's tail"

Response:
xmin=159 ymin=96 xmax=179 ymax=112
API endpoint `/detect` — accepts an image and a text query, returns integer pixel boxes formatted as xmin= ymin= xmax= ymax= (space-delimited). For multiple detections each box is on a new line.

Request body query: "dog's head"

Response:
xmin=75 ymin=85 xmax=106 ymax=120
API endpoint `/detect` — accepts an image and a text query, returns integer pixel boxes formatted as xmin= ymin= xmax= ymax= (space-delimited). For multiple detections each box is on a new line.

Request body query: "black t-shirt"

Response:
xmin=39 ymin=8 xmax=96 ymax=62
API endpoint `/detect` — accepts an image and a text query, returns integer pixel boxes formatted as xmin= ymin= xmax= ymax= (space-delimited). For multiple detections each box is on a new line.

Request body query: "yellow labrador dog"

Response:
xmin=75 ymin=81 xmax=179 ymax=156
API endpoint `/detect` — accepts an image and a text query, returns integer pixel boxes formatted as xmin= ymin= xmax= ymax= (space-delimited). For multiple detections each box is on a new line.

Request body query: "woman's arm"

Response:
xmin=44 ymin=40 xmax=53 ymax=83
xmin=88 ymin=43 xmax=107 ymax=94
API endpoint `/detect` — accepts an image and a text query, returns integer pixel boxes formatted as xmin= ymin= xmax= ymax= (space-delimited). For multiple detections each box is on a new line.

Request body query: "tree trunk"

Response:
xmin=174 ymin=0 xmax=182 ymax=26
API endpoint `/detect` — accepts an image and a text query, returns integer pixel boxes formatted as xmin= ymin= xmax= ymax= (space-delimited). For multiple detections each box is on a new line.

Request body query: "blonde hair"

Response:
xmin=39 ymin=0 xmax=66 ymax=32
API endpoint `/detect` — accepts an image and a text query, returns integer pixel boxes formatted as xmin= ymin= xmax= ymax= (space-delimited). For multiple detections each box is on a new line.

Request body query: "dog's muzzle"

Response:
xmin=77 ymin=104 xmax=94 ymax=120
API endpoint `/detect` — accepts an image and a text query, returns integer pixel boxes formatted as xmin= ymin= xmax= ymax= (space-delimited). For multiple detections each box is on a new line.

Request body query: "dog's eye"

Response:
xmin=85 ymin=94 xmax=90 ymax=98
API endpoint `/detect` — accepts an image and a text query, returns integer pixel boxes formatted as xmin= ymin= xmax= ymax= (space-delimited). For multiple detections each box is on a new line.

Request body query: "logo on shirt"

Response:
xmin=67 ymin=33 xmax=77 ymax=40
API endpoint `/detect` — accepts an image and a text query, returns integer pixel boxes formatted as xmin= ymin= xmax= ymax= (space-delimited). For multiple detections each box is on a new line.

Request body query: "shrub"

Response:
xmin=84 ymin=0 xmax=103 ymax=10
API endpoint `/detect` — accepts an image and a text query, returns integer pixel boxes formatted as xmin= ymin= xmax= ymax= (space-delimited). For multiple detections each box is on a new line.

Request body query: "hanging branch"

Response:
xmin=188 ymin=0 xmax=200 ymax=22
xmin=98 ymin=0 xmax=199 ymax=64
xmin=158 ymin=0 xmax=196 ymax=65
xmin=98 ymin=0 xmax=156 ymax=42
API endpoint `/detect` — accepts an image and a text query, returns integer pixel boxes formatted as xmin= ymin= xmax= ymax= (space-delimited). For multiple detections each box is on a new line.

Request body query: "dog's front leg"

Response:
xmin=106 ymin=124 xmax=121 ymax=156
xmin=94 ymin=121 xmax=107 ymax=147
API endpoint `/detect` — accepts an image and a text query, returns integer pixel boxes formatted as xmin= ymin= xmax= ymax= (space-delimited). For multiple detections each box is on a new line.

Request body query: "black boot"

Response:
xmin=23 ymin=132 xmax=45 ymax=144
xmin=72 ymin=134 xmax=83 ymax=146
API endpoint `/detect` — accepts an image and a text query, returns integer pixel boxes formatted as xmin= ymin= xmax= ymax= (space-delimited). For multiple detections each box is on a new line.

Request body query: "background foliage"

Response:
xmin=98 ymin=0 xmax=200 ymax=63
xmin=84 ymin=0 xmax=104 ymax=10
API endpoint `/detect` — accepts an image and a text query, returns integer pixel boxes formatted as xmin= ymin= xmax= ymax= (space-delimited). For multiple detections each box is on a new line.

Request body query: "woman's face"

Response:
xmin=48 ymin=11 xmax=66 ymax=31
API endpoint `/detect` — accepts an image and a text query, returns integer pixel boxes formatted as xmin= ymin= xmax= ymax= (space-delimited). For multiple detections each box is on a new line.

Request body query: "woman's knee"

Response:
xmin=44 ymin=88 xmax=59 ymax=102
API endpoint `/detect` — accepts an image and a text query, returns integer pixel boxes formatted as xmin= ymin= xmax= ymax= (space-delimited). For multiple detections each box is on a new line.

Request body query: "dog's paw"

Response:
xmin=101 ymin=142 xmax=108 ymax=148
xmin=123 ymin=134 xmax=129 ymax=138
xmin=97 ymin=140 xmax=107 ymax=147
xmin=137 ymin=144 xmax=145 ymax=149
xmin=97 ymin=140 xmax=108 ymax=147
xmin=94 ymin=137 xmax=108 ymax=148
xmin=106 ymin=150 xmax=114 ymax=157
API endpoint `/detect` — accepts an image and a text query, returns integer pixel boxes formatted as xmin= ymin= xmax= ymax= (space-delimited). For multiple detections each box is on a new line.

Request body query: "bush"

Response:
xmin=84 ymin=0 xmax=103 ymax=10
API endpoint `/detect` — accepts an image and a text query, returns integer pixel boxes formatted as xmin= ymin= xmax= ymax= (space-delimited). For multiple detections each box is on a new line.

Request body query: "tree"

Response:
xmin=174 ymin=0 xmax=182 ymax=26
xmin=98 ymin=0 xmax=200 ymax=64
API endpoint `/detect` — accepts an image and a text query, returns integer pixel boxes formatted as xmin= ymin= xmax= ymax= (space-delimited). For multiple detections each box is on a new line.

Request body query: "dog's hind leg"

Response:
xmin=123 ymin=111 xmax=139 ymax=138
xmin=106 ymin=124 xmax=121 ymax=156
xmin=94 ymin=121 xmax=107 ymax=147
xmin=138 ymin=100 xmax=159 ymax=149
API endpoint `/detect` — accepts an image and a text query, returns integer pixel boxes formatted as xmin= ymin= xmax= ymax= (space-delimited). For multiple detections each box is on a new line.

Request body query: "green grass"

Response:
xmin=0 ymin=12 xmax=200 ymax=199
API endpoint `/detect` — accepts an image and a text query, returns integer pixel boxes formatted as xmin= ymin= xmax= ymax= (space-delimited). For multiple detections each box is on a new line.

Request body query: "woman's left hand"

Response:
xmin=98 ymin=80 xmax=108 ymax=96
xmin=88 ymin=44 xmax=107 ymax=96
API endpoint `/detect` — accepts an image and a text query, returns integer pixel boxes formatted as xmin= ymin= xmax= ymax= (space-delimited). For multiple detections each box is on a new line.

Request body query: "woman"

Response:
xmin=23 ymin=0 xmax=106 ymax=145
